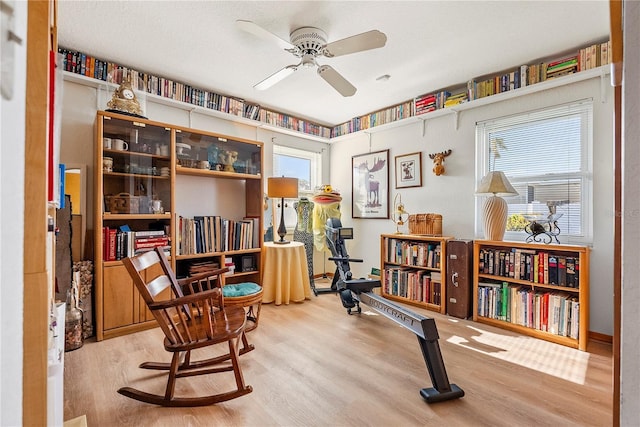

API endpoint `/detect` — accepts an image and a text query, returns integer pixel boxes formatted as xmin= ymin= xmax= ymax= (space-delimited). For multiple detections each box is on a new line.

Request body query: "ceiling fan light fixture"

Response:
xmin=254 ymin=64 xmax=298 ymax=90
xmin=238 ymin=20 xmax=387 ymax=97
xmin=301 ymin=54 xmax=316 ymax=68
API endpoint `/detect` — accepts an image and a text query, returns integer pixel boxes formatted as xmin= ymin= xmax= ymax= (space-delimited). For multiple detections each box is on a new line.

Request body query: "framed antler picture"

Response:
xmin=352 ymin=149 xmax=389 ymax=218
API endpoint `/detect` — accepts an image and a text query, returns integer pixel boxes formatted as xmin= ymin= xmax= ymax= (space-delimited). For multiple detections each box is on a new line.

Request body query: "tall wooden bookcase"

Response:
xmin=94 ymin=111 xmax=263 ymax=340
xmin=473 ymin=239 xmax=590 ymax=350
xmin=172 ymin=125 xmax=263 ymax=289
xmin=380 ymin=234 xmax=450 ymax=314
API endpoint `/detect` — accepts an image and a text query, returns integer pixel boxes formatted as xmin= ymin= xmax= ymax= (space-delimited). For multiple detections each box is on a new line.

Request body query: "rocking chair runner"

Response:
xmin=120 ymin=247 xmax=252 ymax=407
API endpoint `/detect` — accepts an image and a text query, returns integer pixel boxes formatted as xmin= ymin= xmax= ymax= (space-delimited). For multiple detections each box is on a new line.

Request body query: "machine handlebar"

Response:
xmin=328 ymin=256 xmax=363 ymax=263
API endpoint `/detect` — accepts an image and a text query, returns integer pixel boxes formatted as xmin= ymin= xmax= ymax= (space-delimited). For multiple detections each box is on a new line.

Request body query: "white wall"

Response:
xmin=621 ymin=1 xmax=640 ymax=423
xmin=0 ymin=1 xmax=27 ymax=425
xmin=60 ymin=69 xmax=614 ymax=338
xmin=330 ymin=76 xmax=614 ymax=336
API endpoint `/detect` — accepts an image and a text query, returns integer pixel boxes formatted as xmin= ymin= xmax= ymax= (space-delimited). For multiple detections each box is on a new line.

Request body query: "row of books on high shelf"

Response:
xmin=467 ymin=68 xmax=526 ymax=100
xmin=467 ymin=41 xmax=611 ymax=101
xmin=177 ymin=215 xmax=259 ymax=255
xmin=579 ymin=41 xmax=612 ymax=71
xmin=384 ymin=268 xmax=442 ymax=305
xmin=385 ymin=239 xmax=441 ymax=269
xmin=332 ymin=39 xmax=611 ymax=136
xmin=102 ymin=228 xmax=170 ymax=261
xmin=414 ymin=90 xmax=458 ymax=115
xmin=258 ymin=110 xmax=329 ymax=137
xmin=479 ymin=248 xmax=580 ymax=288
xmin=478 ymin=282 xmax=579 ymax=339
xmin=60 ymin=36 xmax=609 ymax=141
xmin=330 ymin=101 xmax=413 ymax=137
xmin=58 ymin=47 xmax=332 ymax=139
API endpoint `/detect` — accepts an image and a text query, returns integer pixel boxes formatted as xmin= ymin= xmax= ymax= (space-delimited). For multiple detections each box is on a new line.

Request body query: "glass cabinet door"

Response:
xmin=175 ymin=129 xmax=261 ymax=177
xmin=101 ymin=116 xmax=172 ymax=216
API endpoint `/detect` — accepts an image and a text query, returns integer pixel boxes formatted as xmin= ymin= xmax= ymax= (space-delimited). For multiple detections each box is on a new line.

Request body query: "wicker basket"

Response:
xmin=106 ymin=193 xmax=140 ymax=214
xmin=408 ymin=213 xmax=442 ymax=235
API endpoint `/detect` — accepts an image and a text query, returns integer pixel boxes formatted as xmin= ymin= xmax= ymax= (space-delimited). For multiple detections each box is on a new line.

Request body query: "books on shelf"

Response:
xmin=384 ymin=238 xmax=441 ymax=268
xmin=474 ymin=241 xmax=587 ymax=350
xmin=382 ymin=267 xmax=441 ymax=305
xmin=60 ymin=36 xmax=611 ymax=141
xmin=331 ymin=101 xmax=413 ymax=137
xmin=443 ymin=92 xmax=468 ymax=107
xmin=58 ymin=47 xmax=331 ymax=139
xmin=478 ymin=247 xmax=581 ymax=289
xmin=545 ymin=55 xmax=578 ymax=78
xmin=102 ymin=227 xmax=170 ymax=261
xmin=414 ymin=91 xmax=451 ymax=115
xmin=578 ymin=41 xmax=611 ymax=72
xmin=177 ymin=215 xmax=259 ymax=255
xmin=477 ymin=282 xmax=579 ymax=339
xmin=467 ymin=67 xmax=524 ymax=101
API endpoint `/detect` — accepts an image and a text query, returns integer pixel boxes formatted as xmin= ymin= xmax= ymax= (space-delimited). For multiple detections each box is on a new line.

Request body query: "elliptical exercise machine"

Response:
xmin=324 ymin=218 xmax=464 ymax=403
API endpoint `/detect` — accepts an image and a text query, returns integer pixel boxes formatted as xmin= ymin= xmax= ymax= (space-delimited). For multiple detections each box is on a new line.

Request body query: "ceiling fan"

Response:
xmin=236 ymin=20 xmax=387 ymax=97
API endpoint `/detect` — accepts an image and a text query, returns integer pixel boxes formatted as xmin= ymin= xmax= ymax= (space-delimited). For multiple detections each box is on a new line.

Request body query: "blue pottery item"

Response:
xmin=207 ymin=144 xmax=219 ymax=166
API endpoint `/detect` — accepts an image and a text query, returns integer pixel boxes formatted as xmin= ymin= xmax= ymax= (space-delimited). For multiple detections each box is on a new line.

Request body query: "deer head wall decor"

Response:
xmin=428 ymin=149 xmax=452 ymax=176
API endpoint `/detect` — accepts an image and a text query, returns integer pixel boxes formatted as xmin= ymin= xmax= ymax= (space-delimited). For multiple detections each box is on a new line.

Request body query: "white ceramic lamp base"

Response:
xmin=482 ymin=195 xmax=509 ymax=241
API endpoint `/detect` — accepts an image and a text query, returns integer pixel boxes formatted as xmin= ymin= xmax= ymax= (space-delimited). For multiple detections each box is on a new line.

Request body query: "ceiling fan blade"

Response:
xmin=236 ymin=20 xmax=294 ymax=51
xmin=323 ymin=30 xmax=387 ymax=58
xmin=254 ymin=65 xmax=298 ymax=91
xmin=317 ymin=65 xmax=356 ymax=97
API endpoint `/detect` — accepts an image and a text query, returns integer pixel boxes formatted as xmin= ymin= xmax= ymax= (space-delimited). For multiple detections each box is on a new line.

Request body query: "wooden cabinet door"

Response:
xmin=103 ymin=264 xmax=135 ymax=330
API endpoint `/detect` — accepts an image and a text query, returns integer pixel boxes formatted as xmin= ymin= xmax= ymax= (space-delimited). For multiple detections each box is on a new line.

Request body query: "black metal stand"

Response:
xmin=312 ymin=267 xmax=340 ymax=294
xmin=324 ymin=218 xmax=464 ymax=403
xmin=274 ymin=198 xmax=290 ymax=244
xmin=525 ymin=219 xmax=562 ymax=244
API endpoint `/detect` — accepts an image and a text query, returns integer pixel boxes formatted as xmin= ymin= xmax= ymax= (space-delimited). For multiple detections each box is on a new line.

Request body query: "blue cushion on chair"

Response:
xmin=223 ymin=282 xmax=262 ymax=298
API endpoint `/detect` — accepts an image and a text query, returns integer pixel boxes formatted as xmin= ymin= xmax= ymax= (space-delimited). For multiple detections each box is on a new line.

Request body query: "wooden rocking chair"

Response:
xmin=120 ymin=247 xmax=252 ymax=407
xmin=175 ymin=268 xmax=262 ymax=357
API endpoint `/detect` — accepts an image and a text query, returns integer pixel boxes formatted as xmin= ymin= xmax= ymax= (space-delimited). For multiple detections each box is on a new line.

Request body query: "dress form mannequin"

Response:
xmin=294 ymin=197 xmax=315 ymax=294
xmin=310 ymin=186 xmax=342 ymax=293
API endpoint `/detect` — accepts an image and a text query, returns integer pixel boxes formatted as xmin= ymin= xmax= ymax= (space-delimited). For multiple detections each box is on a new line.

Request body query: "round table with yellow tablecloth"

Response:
xmin=261 ymin=242 xmax=312 ymax=305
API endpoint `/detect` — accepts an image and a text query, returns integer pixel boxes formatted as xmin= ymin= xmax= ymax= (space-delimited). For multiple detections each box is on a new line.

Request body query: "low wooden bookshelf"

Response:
xmin=380 ymin=234 xmax=451 ymax=314
xmin=473 ymin=240 xmax=590 ymax=350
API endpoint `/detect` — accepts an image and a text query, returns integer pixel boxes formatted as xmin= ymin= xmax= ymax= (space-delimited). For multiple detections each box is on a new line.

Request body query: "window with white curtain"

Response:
xmin=475 ymin=100 xmax=593 ymax=243
xmin=272 ymin=145 xmax=322 ymax=229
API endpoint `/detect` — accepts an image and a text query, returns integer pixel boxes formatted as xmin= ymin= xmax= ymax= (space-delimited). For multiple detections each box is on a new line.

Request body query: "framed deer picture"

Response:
xmin=395 ymin=152 xmax=422 ymax=188
xmin=352 ymin=149 xmax=389 ymax=219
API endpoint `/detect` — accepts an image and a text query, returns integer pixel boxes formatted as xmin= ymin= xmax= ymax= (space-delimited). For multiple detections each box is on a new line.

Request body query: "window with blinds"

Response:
xmin=475 ymin=100 xmax=593 ymax=243
xmin=273 ymin=145 xmax=322 ymax=229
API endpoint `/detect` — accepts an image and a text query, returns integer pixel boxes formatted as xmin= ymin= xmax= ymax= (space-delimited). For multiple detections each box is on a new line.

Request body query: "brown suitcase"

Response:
xmin=446 ymin=240 xmax=473 ymax=319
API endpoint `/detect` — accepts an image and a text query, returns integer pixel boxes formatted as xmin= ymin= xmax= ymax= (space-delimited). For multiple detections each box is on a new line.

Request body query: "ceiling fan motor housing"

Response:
xmin=289 ymin=27 xmax=327 ymax=58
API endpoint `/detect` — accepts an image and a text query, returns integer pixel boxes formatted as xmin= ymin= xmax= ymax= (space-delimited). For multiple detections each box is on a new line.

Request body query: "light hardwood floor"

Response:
xmin=64 ymin=287 xmax=612 ymax=426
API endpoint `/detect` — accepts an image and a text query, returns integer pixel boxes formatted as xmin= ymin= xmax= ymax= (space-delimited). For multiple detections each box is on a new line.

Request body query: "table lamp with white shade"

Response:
xmin=476 ymin=171 xmax=518 ymax=241
xmin=267 ymin=176 xmax=299 ymax=244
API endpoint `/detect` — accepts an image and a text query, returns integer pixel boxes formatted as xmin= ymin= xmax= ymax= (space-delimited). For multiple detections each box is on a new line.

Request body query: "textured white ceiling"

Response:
xmin=57 ymin=1 xmax=610 ymax=127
